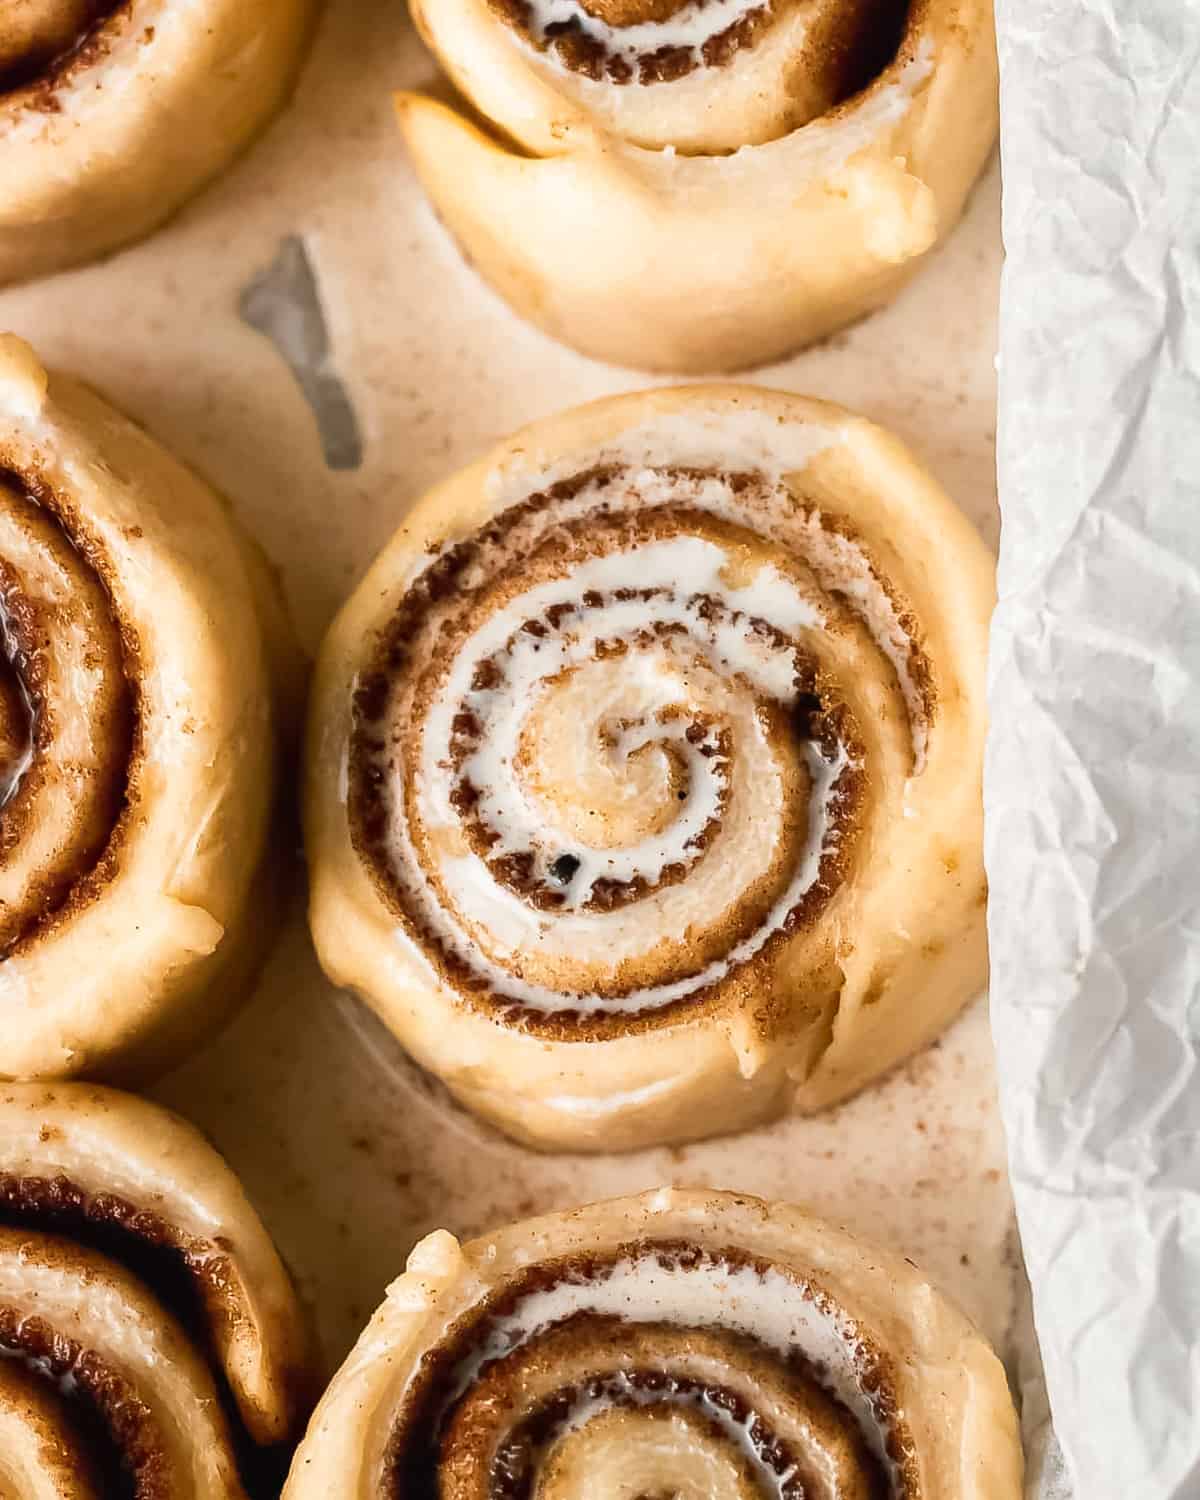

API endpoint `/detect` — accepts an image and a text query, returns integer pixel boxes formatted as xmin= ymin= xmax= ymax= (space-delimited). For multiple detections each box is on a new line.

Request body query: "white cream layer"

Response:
xmin=391 ymin=534 xmax=847 ymax=1013
xmin=522 ymin=0 xmax=772 ymax=73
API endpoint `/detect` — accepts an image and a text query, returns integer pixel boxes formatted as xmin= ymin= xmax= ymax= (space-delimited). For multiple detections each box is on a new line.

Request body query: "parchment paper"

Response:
xmin=990 ymin=3 xmax=1200 ymax=1496
xmin=0 ymin=0 xmax=1019 ymax=1447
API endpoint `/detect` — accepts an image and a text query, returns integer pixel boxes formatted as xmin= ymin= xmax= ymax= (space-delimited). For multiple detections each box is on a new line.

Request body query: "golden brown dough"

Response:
xmin=304 ymin=386 xmax=993 ymax=1151
xmin=282 ymin=1189 xmax=1022 ymax=1499
xmin=0 ymin=335 xmax=289 ymax=1082
xmin=397 ymin=0 xmax=998 ymax=370
xmin=0 ymin=1081 xmax=313 ymax=1499
xmin=0 ymin=0 xmax=317 ymax=286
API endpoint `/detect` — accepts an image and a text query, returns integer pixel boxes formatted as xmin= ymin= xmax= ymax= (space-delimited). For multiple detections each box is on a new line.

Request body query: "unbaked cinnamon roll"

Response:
xmin=0 ymin=0 xmax=316 ymax=286
xmin=305 ymin=386 xmax=992 ymax=1151
xmin=397 ymin=0 xmax=998 ymax=371
xmin=0 ymin=1081 xmax=312 ymax=1498
xmin=0 ymin=335 xmax=289 ymax=1081
xmin=282 ymin=1189 xmax=1022 ymax=1498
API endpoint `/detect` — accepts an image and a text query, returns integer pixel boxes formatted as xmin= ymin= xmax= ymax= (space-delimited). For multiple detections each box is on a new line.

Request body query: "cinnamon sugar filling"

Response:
xmin=0 ymin=1 xmax=125 ymax=98
xmin=0 ymin=1170 xmax=239 ymax=1353
xmin=385 ymin=1241 xmax=918 ymax=1499
xmin=0 ymin=606 xmax=33 ymax=811
xmin=488 ymin=0 xmax=772 ymax=86
xmin=0 ymin=1308 xmax=163 ymax=1500
xmin=0 ymin=1172 xmax=299 ymax=1498
xmin=449 ymin=611 xmax=738 ymax=914
xmin=484 ymin=0 xmax=911 ymax=102
xmin=0 ymin=471 xmax=138 ymax=957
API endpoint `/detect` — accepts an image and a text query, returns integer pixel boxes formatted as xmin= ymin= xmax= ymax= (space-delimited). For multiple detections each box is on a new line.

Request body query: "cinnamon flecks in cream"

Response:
xmin=490 ymin=0 xmax=773 ymax=85
xmin=349 ymin=464 xmax=929 ymax=1035
xmin=485 ymin=0 xmax=909 ymax=97
xmin=386 ymin=1242 xmax=906 ymax=1500
xmin=0 ymin=0 xmax=120 ymax=96
xmin=0 ymin=474 xmax=136 ymax=956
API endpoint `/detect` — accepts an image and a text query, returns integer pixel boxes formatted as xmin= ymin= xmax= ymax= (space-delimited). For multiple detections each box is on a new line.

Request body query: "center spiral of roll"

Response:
xmin=350 ymin=465 xmax=932 ymax=1034
xmin=0 ymin=471 xmax=135 ymax=956
xmin=387 ymin=1241 xmax=911 ymax=1499
xmin=0 ymin=1 xmax=115 ymax=93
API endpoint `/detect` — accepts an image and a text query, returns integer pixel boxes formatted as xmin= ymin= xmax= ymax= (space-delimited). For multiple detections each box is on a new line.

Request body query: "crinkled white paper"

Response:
xmin=989 ymin=4 xmax=1200 ymax=1496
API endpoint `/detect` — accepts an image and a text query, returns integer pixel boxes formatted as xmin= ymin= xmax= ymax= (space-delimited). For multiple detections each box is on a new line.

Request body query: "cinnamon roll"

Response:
xmin=282 ymin=1189 xmax=1022 ymax=1499
xmin=0 ymin=0 xmax=316 ymax=286
xmin=305 ymin=387 xmax=993 ymax=1151
xmin=0 ymin=1081 xmax=312 ymax=1498
xmin=397 ymin=0 xmax=998 ymax=371
xmin=0 ymin=335 xmax=288 ymax=1081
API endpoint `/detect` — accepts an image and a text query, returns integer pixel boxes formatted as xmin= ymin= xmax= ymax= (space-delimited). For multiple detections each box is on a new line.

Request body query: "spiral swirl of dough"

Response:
xmin=0 ymin=1083 xmax=312 ymax=1499
xmin=306 ymin=387 xmax=993 ymax=1151
xmin=0 ymin=336 xmax=289 ymax=1082
xmin=396 ymin=0 xmax=998 ymax=370
xmin=0 ymin=466 xmax=134 ymax=958
xmin=352 ymin=469 xmax=899 ymax=1022
xmin=468 ymin=0 xmax=904 ymax=154
xmin=282 ymin=1190 xmax=1022 ymax=1500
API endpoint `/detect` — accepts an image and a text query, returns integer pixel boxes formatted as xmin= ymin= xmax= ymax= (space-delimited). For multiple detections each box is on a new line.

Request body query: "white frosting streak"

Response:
xmin=522 ymin=0 xmax=771 ymax=72
xmin=791 ymin=512 xmax=929 ymax=772
xmin=550 ymin=1372 xmax=805 ymax=1499
xmin=391 ymin=530 xmax=848 ymax=1012
xmin=522 ymin=0 xmax=768 ymax=69
xmin=421 ymin=535 xmax=816 ymax=903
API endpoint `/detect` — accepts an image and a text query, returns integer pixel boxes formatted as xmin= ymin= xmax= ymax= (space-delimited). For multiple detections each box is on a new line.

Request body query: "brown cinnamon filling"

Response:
xmin=0 ymin=0 xmax=125 ymax=97
xmin=449 ymin=608 xmax=736 ymax=913
xmin=483 ymin=0 xmax=911 ymax=102
xmin=0 ymin=1310 xmax=164 ymax=1500
xmin=384 ymin=1241 xmax=917 ymax=1499
xmin=487 ymin=1368 xmax=813 ymax=1499
xmin=0 ymin=1170 xmax=238 ymax=1353
xmin=487 ymin=0 xmax=772 ymax=86
xmin=0 ymin=470 xmax=138 ymax=957
xmin=0 ymin=624 xmax=32 ymax=811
